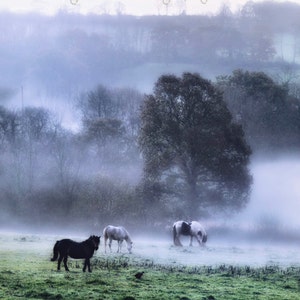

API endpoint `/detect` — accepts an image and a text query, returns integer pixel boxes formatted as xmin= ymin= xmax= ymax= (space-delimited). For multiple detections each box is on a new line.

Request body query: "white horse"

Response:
xmin=173 ymin=220 xmax=207 ymax=247
xmin=103 ymin=225 xmax=133 ymax=254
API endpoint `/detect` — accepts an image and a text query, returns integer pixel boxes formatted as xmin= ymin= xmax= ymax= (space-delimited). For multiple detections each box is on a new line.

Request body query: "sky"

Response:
xmin=1 ymin=0 xmax=300 ymax=16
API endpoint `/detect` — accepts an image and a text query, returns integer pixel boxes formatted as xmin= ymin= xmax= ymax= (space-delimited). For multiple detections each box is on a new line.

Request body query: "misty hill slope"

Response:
xmin=1 ymin=1 xmax=300 ymax=99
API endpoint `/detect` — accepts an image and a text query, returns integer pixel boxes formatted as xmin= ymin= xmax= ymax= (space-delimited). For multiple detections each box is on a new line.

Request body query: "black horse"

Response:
xmin=51 ymin=235 xmax=101 ymax=272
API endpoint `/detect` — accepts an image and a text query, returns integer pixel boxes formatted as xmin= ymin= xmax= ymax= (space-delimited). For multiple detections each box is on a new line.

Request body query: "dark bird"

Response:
xmin=134 ymin=272 xmax=144 ymax=279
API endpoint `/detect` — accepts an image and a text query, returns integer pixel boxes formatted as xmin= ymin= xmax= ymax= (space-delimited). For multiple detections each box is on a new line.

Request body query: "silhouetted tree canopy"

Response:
xmin=139 ymin=72 xmax=252 ymax=219
xmin=217 ymin=70 xmax=300 ymax=150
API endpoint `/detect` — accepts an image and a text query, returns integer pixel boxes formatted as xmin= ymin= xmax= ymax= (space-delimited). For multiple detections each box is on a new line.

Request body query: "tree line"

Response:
xmin=1 ymin=1 xmax=300 ymax=94
xmin=0 ymin=69 xmax=300 ymax=230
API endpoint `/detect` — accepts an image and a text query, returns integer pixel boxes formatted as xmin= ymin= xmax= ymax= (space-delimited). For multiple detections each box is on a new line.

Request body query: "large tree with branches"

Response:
xmin=139 ymin=72 xmax=252 ymax=219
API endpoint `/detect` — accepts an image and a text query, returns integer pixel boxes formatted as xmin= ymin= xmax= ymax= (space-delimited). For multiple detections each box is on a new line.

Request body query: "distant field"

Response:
xmin=0 ymin=233 xmax=300 ymax=300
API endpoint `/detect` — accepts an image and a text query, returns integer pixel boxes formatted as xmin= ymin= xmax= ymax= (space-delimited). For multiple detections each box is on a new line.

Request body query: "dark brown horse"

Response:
xmin=51 ymin=235 xmax=101 ymax=272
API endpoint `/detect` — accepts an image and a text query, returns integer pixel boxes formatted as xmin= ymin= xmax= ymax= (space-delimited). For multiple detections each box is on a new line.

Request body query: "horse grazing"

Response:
xmin=51 ymin=235 xmax=101 ymax=272
xmin=103 ymin=225 xmax=133 ymax=254
xmin=173 ymin=220 xmax=207 ymax=247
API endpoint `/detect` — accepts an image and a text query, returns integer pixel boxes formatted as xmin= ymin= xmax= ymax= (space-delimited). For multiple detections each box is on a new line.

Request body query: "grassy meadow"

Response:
xmin=0 ymin=234 xmax=300 ymax=300
xmin=0 ymin=243 xmax=300 ymax=300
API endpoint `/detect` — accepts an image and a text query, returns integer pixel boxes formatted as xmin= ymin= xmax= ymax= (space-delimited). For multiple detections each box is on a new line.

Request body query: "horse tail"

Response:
xmin=103 ymin=227 xmax=108 ymax=240
xmin=103 ymin=227 xmax=109 ymax=253
xmin=51 ymin=241 xmax=59 ymax=261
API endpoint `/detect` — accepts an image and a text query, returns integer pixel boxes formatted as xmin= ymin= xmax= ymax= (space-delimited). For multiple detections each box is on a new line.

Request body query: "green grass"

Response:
xmin=1 ymin=246 xmax=300 ymax=299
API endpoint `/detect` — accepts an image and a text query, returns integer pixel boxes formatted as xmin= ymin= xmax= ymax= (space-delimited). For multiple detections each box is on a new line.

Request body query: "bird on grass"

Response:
xmin=134 ymin=271 xmax=144 ymax=279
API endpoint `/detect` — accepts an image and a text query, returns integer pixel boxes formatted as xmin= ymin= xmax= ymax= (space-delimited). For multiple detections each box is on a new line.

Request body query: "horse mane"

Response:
xmin=122 ymin=227 xmax=132 ymax=243
xmin=86 ymin=235 xmax=96 ymax=243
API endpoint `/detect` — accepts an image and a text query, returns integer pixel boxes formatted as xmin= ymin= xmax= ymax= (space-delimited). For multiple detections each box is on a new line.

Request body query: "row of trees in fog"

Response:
xmin=217 ymin=70 xmax=300 ymax=150
xmin=1 ymin=2 xmax=300 ymax=93
xmin=1 ymin=69 xmax=300 ymax=230
xmin=0 ymin=86 xmax=143 ymax=229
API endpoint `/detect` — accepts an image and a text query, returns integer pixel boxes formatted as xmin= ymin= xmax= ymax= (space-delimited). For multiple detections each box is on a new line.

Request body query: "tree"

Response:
xmin=0 ymin=106 xmax=18 ymax=149
xmin=150 ymin=21 xmax=187 ymax=63
xmin=217 ymin=69 xmax=300 ymax=150
xmin=77 ymin=85 xmax=143 ymax=181
xmin=78 ymin=85 xmax=125 ymax=161
xmin=139 ymin=72 xmax=252 ymax=219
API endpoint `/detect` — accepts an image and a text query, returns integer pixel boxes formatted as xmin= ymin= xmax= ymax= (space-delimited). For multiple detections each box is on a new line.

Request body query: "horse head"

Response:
xmin=202 ymin=232 xmax=207 ymax=243
xmin=89 ymin=235 xmax=101 ymax=250
xmin=193 ymin=223 xmax=207 ymax=244
xmin=127 ymin=241 xmax=133 ymax=254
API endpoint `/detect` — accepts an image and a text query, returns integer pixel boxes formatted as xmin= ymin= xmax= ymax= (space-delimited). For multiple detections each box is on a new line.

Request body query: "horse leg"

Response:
xmin=104 ymin=237 xmax=107 ymax=253
xmin=83 ymin=258 xmax=91 ymax=272
xmin=190 ymin=235 xmax=193 ymax=246
xmin=63 ymin=255 xmax=69 ymax=271
xmin=118 ymin=240 xmax=123 ymax=253
xmin=83 ymin=259 xmax=87 ymax=272
xmin=87 ymin=258 xmax=91 ymax=272
xmin=57 ymin=254 xmax=63 ymax=271
xmin=176 ymin=234 xmax=183 ymax=246
xmin=108 ymin=238 xmax=112 ymax=252
xmin=173 ymin=226 xmax=177 ymax=246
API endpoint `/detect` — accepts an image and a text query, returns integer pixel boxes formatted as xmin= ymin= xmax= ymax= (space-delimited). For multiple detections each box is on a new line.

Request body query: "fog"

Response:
xmin=1 ymin=1 xmax=300 ymax=261
xmin=3 ymin=154 xmax=300 ymax=236
xmin=237 ymin=154 xmax=300 ymax=229
xmin=1 ymin=154 xmax=300 ymax=267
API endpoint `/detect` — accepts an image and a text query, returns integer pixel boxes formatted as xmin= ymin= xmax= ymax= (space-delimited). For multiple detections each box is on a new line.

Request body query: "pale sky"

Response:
xmin=1 ymin=0 xmax=300 ymax=16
